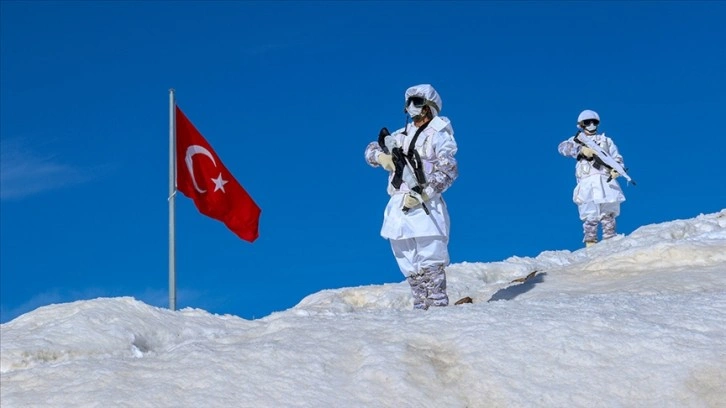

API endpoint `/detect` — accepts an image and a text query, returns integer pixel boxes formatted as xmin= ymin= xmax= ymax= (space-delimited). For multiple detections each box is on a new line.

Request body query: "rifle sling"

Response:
xmin=391 ymin=121 xmax=430 ymax=189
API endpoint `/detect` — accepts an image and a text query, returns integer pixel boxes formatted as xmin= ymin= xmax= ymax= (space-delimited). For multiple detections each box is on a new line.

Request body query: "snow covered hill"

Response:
xmin=2 ymin=210 xmax=725 ymax=407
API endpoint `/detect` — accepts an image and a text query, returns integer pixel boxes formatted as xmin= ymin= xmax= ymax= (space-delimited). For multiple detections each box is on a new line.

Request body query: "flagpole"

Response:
xmin=168 ymin=89 xmax=177 ymax=311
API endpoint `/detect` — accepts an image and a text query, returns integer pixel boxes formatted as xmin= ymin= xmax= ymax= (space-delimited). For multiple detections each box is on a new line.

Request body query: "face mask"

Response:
xmin=585 ymin=124 xmax=598 ymax=133
xmin=406 ymin=103 xmax=423 ymax=118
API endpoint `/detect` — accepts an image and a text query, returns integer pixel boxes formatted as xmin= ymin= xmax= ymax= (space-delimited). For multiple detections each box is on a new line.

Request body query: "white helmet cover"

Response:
xmin=577 ymin=109 xmax=600 ymax=124
xmin=404 ymin=84 xmax=442 ymax=117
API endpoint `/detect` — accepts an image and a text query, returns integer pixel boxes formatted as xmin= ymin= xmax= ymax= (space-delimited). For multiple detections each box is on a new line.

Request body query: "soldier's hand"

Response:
xmin=377 ymin=153 xmax=395 ymax=171
xmin=403 ymin=193 xmax=428 ymax=209
xmin=580 ymin=146 xmax=596 ymax=158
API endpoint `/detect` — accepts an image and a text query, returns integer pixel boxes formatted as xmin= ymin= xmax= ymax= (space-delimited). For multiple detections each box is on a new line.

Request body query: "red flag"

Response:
xmin=175 ymin=106 xmax=260 ymax=242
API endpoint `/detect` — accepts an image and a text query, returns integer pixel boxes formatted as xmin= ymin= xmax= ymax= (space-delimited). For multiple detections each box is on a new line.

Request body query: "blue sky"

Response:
xmin=1 ymin=0 xmax=724 ymax=322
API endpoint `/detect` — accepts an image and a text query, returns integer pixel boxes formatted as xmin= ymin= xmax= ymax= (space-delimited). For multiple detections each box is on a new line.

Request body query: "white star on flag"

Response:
xmin=212 ymin=173 xmax=228 ymax=193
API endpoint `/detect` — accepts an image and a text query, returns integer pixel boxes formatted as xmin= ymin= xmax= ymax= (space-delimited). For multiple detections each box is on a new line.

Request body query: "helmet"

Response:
xmin=577 ymin=110 xmax=600 ymax=123
xmin=404 ymin=84 xmax=442 ymax=117
xmin=577 ymin=109 xmax=600 ymax=134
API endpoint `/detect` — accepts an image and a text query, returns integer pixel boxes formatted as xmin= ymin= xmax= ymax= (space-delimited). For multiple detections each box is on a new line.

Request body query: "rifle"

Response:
xmin=377 ymin=127 xmax=430 ymax=214
xmin=574 ymin=132 xmax=636 ymax=185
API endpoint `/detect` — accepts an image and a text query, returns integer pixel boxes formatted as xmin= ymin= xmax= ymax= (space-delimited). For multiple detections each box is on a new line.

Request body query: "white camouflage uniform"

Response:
xmin=365 ymin=84 xmax=458 ymax=309
xmin=558 ymin=132 xmax=626 ymax=243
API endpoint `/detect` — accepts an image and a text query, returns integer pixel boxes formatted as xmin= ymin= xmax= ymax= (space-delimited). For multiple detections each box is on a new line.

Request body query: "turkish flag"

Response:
xmin=175 ymin=106 xmax=260 ymax=242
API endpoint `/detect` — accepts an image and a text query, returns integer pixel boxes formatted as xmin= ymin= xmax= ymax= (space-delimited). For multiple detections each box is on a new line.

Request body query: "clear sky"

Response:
xmin=1 ymin=1 xmax=724 ymax=322
xmin=2 ymin=212 xmax=725 ymax=405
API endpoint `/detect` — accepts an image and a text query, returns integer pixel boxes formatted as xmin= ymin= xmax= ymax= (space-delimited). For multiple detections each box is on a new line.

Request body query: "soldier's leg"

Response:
xmin=579 ymin=202 xmax=599 ymax=246
xmin=391 ymin=238 xmax=426 ymax=310
xmin=416 ymin=237 xmax=450 ymax=308
xmin=422 ymin=264 xmax=449 ymax=307
xmin=583 ymin=218 xmax=599 ymax=246
xmin=406 ymin=271 xmax=428 ymax=310
xmin=602 ymin=213 xmax=617 ymax=239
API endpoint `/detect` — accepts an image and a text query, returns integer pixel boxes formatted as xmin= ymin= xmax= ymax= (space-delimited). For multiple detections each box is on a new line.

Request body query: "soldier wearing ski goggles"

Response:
xmin=364 ymin=84 xmax=458 ymax=310
xmin=558 ymin=110 xmax=631 ymax=247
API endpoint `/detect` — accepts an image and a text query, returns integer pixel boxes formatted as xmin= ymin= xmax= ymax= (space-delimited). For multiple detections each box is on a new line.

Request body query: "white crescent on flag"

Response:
xmin=185 ymin=145 xmax=217 ymax=193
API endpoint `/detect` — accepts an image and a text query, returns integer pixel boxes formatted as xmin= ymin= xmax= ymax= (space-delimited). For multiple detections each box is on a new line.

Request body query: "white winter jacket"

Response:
xmin=365 ymin=116 xmax=458 ymax=240
xmin=558 ymin=132 xmax=626 ymax=216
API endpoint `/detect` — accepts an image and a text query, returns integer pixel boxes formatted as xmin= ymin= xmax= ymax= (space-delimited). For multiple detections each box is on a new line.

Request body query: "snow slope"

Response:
xmin=2 ymin=210 xmax=725 ymax=407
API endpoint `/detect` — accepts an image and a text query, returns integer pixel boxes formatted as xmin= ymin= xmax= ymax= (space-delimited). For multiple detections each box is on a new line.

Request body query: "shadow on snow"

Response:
xmin=487 ymin=272 xmax=547 ymax=302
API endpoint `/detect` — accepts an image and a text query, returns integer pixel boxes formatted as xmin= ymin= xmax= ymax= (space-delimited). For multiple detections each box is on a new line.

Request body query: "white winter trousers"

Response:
xmin=391 ymin=236 xmax=450 ymax=309
xmin=390 ymin=236 xmax=450 ymax=278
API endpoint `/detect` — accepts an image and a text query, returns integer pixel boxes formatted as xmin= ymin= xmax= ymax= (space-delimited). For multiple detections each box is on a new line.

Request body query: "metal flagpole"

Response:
xmin=168 ymin=89 xmax=177 ymax=311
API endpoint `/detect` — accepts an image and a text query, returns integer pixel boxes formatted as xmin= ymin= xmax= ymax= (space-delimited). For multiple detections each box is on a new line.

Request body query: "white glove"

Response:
xmin=403 ymin=192 xmax=428 ymax=209
xmin=377 ymin=153 xmax=395 ymax=171
xmin=580 ymin=146 xmax=596 ymax=158
xmin=609 ymin=169 xmax=620 ymax=180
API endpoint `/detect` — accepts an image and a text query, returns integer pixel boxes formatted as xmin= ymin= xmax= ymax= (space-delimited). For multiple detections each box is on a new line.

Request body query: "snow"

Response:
xmin=2 ymin=210 xmax=725 ymax=407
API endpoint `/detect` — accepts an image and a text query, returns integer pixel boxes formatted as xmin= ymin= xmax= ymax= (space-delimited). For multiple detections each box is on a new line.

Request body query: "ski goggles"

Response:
xmin=406 ymin=96 xmax=426 ymax=108
xmin=582 ymin=119 xmax=600 ymax=126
